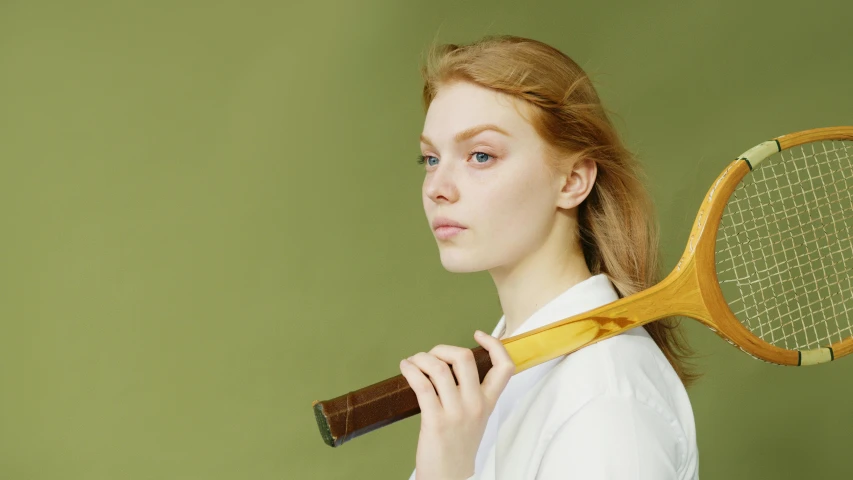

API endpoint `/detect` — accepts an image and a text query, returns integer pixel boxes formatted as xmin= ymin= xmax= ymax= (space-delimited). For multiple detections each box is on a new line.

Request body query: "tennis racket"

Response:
xmin=312 ymin=126 xmax=853 ymax=447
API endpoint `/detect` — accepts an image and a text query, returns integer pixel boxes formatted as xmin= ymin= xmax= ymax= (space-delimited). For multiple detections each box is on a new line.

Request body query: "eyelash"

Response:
xmin=416 ymin=151 xmax=494 ymax=167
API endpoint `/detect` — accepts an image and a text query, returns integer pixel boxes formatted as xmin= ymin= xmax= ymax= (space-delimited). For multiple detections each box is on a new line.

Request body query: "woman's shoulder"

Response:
xmin=529 ymin=326 xmax=699 ymax=477
xmin=542 ymin=325 xmax=695 ymax=427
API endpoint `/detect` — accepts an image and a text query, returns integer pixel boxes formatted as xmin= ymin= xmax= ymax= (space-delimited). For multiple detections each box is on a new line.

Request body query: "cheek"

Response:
xmin=476 ymin=175 xmax=554 ymax=242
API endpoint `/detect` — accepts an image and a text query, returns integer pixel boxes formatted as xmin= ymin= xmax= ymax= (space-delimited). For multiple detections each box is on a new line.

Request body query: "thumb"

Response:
xmin=474 ymin=331 xmax=517 ymax=404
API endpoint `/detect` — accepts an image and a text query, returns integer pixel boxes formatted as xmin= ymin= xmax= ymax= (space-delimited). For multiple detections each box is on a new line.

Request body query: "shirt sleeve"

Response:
xmin=535 ymin=395 xmax=684 ymax=480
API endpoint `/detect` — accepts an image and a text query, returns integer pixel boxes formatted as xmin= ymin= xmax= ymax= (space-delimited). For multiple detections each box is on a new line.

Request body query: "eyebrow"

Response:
xmin=420 ymin=123 xmax=511 ymax=147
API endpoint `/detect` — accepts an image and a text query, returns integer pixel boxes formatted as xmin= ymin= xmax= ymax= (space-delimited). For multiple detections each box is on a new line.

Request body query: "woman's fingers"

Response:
xmin=399 ymin=357 xmax=443 ymax=415
xmin=405 ymin=351 xmax=463 ymax=415
xmin=401 ymin=332 xmax=517 ymax=422
xmin=426 ymin=345 xmax=482 ymax=410
xmin=473 ymin=330 xmax=516 ymax=404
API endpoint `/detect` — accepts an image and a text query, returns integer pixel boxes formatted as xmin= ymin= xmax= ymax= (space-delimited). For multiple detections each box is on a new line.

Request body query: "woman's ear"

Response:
xmin=556 ymin=157 xmax=597 ymax=210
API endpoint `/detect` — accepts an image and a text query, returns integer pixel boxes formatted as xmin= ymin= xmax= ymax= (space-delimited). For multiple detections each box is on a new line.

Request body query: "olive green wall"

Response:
xmin=1 ymin=1 xmax=850 ymax=479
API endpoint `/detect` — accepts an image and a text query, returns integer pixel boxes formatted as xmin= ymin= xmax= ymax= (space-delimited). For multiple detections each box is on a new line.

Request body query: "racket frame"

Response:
xmin=501 ymin=126 xmax=853 ymax=370
xmin=312 ymin=126 xmax=853 ymax=448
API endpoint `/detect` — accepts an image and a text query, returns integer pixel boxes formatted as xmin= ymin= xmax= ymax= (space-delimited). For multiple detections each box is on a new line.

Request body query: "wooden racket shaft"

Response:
xmin=312 ymin=344 xmax=494 ymax=448
xmin=312 ymin=267 xmax=700 ymax=448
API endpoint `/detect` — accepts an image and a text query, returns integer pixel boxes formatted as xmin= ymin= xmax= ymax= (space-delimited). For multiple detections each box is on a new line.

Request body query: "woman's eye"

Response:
xmin=472 ymin=151 xmax=492 ymax=163
xmin=416 ymin=155 xmax=438 ymax=166
xmin=416 ymin=152 xmax=493 ymax=167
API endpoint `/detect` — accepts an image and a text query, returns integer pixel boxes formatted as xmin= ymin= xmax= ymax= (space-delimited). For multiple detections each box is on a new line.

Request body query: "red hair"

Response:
xmin=419 ymin=34 xmax=700 ymax=387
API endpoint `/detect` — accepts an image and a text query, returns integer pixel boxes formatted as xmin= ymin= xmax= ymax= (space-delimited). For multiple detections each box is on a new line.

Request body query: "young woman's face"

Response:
xmin=420 ymin=81 xmax=564 ymax=273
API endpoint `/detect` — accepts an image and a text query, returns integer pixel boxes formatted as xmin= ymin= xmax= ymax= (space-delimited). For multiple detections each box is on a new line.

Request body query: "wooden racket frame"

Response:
xmin=502 ymin=126 xmax=853 ymax=371
xmin=312 ymin=126 xmax=853 ymax=448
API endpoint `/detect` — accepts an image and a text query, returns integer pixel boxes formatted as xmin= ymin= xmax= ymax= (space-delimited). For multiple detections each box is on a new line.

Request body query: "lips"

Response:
xmin=434 ymin=225 xmax=465 ymax=240
xmin=431 ymin=216 xmax=467 ymax=230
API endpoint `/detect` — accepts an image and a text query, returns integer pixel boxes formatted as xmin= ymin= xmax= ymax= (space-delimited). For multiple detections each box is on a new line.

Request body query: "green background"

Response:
xmin=1 ymin=0 xmax=851 ymax=478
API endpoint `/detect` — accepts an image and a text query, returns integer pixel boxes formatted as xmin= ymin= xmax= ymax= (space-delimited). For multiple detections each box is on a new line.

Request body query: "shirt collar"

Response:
xmin=490 ymin=273 xmax=624 ymax=339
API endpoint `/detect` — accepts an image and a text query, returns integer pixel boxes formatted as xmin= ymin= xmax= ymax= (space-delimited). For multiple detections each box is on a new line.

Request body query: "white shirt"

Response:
xmin=407 ymin=273 xmax=698 ymax=480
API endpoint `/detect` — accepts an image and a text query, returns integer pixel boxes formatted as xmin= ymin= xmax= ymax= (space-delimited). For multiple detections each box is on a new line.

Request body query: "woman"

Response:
xmin=399 ymin=35 xmax=700 ymax=480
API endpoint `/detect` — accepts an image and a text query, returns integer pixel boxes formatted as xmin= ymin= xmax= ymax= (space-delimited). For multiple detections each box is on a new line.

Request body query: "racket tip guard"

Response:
xmin=737 ymin=140 xmax=781 ymax=169
xmin=797 ymin=347 xmax=834 ymax=366
xmin=312 ymin=400 xmax=337 ymax=447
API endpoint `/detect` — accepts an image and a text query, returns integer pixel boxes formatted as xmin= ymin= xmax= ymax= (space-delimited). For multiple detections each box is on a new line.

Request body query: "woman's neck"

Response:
xmin=491 ymin=245 xmax=592 ymax=339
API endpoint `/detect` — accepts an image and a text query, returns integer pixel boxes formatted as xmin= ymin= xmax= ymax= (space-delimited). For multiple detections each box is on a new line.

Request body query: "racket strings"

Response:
xmin=719 ymin=200 xmax=853 ymax=334
xmin=720 ymin=141 xmax=853 ymax=348
xmin=720 ymin=164 xmax=853 ymax=240
xmin=715 ymin=140 xmax=853 ymax=351
xmin=724 ymin=142 xmax=853 ymax=348
xmin=733 ymin=141 xmax=853 ymax=348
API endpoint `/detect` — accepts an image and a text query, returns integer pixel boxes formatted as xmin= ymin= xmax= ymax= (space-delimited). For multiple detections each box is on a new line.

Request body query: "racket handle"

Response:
xmin=312 ymin=345 xmax=494 ymax=447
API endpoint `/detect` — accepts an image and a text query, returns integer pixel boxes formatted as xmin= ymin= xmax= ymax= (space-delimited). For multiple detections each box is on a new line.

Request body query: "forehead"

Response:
xmin=421 ymin=81 xmax=534 ymax=141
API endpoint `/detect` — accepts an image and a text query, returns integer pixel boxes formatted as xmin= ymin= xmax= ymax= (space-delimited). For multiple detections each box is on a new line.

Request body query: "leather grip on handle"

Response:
xmin=312 ymin=344 xmax=494 ymax=447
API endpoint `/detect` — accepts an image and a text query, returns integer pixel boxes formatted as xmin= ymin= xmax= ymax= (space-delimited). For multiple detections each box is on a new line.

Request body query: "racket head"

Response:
xmin=683 ymin=127 xmax=853 ymax=366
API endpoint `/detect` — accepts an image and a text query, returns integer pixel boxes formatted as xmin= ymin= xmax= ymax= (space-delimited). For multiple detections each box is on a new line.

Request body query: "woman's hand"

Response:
xmin=399 ymin=330 xmax=516 ymax=480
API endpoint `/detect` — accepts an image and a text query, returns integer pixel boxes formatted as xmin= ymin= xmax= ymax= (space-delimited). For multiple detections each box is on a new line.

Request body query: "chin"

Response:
xmin=437 ymin=249 xmax=487 ymax=273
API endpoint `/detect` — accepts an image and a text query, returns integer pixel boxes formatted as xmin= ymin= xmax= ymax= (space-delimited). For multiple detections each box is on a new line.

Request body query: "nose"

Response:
xmin=424 ymin=159 xmax=460 ymax=204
